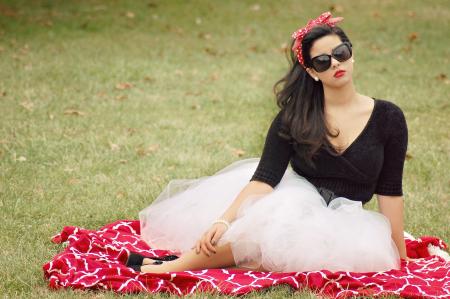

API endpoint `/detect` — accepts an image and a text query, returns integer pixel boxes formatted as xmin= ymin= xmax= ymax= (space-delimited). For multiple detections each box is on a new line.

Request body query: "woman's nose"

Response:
xmin=331 ymin=57 xmax=341 ymax=68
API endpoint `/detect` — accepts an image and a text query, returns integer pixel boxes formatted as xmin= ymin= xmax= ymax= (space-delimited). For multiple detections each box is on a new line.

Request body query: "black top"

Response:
xmin=249 ymin=98 xmax=408 ymax=204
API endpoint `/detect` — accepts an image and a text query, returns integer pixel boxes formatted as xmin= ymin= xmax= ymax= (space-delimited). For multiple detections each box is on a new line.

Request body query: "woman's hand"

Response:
xmin=192 ymin=223 xmax=228 ymax=257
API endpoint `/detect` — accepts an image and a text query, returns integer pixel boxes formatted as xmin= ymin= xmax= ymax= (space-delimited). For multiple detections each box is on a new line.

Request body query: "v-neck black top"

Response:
xmin=249 ymin=98 xmax=408 ymax=204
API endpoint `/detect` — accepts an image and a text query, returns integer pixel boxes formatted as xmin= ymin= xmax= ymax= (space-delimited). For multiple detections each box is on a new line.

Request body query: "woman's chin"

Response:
xmin=324 ymin=76 xmax=352 ymax=87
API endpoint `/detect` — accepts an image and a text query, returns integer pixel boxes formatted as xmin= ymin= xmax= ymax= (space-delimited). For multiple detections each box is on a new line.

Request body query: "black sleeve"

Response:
xmin=249 ymin=110 xmax=294 ymax=188
xmin=374 ymin=105 xmax=408 ymax=196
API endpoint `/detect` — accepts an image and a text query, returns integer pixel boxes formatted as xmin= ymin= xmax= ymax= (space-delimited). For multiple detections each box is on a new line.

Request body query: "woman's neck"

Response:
xmin=323 ymin=81 xmax=359 ymax=109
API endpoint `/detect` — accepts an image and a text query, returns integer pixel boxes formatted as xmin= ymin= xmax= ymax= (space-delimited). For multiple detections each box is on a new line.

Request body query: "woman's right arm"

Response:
xmin=195 ymin=110 xmax=294 ymax=256
xmin=219 ymin=180 xmax=273 ymax=223
xmin=194 ymin=180 xmax=273 ymax=256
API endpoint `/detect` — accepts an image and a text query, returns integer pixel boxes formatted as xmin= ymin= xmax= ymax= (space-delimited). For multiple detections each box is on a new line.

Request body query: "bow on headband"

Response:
xmin=291 ymin=11 xmax=344 ymax=68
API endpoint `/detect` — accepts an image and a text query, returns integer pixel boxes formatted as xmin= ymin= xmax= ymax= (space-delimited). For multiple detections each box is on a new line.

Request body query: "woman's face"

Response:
xmin=306 ymin=34 xmax=354 ymax=88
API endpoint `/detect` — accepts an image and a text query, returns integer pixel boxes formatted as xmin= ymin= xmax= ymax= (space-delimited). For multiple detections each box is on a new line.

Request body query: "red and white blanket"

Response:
xmin=42 ymin=220 xmax=450 ymax=298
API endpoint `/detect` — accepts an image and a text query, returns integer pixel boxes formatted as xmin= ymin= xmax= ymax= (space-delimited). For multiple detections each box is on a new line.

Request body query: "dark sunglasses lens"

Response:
xmin=312 ymin=56 xmax=331 ymax=72
xmin=333 ymin=43 xmax=352 ymax=62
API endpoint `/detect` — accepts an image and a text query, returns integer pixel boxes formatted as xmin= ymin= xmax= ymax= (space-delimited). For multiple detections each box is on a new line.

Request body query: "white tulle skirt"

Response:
xmin=139 ymin=158 xmax=400 ymax=273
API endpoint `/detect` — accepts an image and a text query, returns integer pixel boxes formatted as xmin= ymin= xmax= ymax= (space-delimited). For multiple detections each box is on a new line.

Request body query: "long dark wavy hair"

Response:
xmin=275 ymin=24 xmax=353 ymax=170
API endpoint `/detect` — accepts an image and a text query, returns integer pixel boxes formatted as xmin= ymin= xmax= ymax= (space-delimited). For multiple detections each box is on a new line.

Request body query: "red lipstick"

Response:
xmin=334 ymin=70 xmax=346 ymax=78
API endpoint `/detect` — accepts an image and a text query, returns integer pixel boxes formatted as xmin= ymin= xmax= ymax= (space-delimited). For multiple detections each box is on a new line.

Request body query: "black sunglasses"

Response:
xmin=310 ymin=42 xmax=353 ymax=72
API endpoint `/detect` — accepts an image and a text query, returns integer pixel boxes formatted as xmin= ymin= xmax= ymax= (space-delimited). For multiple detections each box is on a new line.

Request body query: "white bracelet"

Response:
xmin=213 ymin=219 xmax=231 ymax=230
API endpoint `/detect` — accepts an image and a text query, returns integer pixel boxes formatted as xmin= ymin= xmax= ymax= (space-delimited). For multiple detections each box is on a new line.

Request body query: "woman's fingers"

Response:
xmin=198 ymin=232 xmax=210 ymax=256
xmin=196 ymin=225 xmax=227 ymax=256
xmin=201 ymin=239 xmax=211 ymax=257
xmin=195 ymin=240 xmax=201 ymax=254
xmin=199 ymin=230 xmax=217 ymax=256
xmin=210 ymin=229 xmax=223 ymax=248
xmin=205 ymin=231 xmax=217 ymax=254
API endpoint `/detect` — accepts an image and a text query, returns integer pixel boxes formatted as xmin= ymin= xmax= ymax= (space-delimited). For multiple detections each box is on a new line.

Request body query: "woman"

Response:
xmin=129 ymin=11 xmax=410 ymax=274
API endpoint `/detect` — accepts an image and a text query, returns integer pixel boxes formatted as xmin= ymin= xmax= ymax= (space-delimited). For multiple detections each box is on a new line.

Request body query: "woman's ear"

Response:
xmin=306 ymin=68 xmax=318 ymax=80
xmin=306 ymin=67 xmax=313 ymax=78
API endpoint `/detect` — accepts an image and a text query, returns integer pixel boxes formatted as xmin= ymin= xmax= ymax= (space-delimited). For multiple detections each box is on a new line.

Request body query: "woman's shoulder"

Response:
xmin=374 ymin=98 xmax=406 ymax=117
xmin=373 ymin=98 xmax=408 ymax=136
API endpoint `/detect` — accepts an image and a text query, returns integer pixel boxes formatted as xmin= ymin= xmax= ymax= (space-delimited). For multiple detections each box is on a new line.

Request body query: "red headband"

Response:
xmin=291 ymin=11 xmax=344 ymax=69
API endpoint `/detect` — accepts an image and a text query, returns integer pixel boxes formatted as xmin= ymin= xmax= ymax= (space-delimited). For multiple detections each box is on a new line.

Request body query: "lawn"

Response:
xmin=0 ymin=0 xmax=448 ymax=298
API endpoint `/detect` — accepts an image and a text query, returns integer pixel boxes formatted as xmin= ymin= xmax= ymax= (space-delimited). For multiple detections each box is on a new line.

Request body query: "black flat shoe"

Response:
xmin=126 ymin=253 xmax=145 ymax=266
xmin=128 ymin=260 xmax=163 ymax=272
xmin=126 ymin=252 xmax=179 ymax=267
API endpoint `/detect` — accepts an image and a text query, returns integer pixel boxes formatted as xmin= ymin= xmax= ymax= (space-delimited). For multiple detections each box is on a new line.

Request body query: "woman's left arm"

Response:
xmin=377 ymin=194 xmax=407 ymax=259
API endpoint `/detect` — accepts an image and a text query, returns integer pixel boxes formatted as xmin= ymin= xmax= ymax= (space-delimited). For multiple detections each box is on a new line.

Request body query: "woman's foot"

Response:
xmin=140 ymin=261 xmax=174 ymax=273
xmin=126 ymin=252 xmax=179 ymax=267
xmin=143 ymin=254 xmax=179 ymax=265
xmin=128 ymin=260 xmax=164 ymax=272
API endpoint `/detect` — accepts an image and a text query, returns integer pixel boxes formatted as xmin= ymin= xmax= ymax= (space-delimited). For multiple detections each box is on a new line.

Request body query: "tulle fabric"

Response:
xmin=139 ymin=158 xmax=400 ymax=273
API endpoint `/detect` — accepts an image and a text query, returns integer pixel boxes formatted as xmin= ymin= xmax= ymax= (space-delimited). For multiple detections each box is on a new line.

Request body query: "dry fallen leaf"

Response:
xmin=151 ymin=175 xmax=163 ymax=183
xmin=64 ymin=109 xmax=86 ymax=116
xmin=109 ymin=142 xmax=120 ymax=151
xmin=204 ymin=47 xmax=218 ymax=56
xmin=209 ymin=72 xmax=219 ymax=81
xmin=116 ymin=191 xmax=127 ymax=199
xmin=165 ymin=24 xmax=183 ymax=35
xmin=126 ymin=128 xmax=137 ymax=136
xmin=42 ymin=20 xmax=53 ymax=27
xmin=33 ymin=186 xmax=44 ymax=196
xmin=115 ymin=95 xmax=127 ymax=101
xmin=19 ymin=100 xmax=34 ymax=111
xmin=250 ymin=4 xmax=261 ymax=11
xmin=136 ymin=144 xmax=159 ymax=157
xmin=436 ymin=73 xmax=447 ymax=80
xmin=436 ymin=73 xmax=450 ymax=84
xmin=251 ymin=73 xmax=261 ymax=82
xmin=278 ymin=42 xmax=288 ymax=54
xmin=248 ymin=45 xmax=260 ymax=53
xmin=198 ymin=32 xmax=212 ymax=40
xmin=408 ymin=32 xmax=418 ymax=42
xmin=329 ymin=4 xmax=344 ymax=13
xmin=0 ymin=3 xmax=18 ymax=17
xmin=185 ymin=90 xmax=202 ymax=96
xmin=143 ymin=76 xmax=156 ymax=82
xmin=407 ymin=11 xmax=416 ymax=17
xmin=402 ymin=45 xmax=412 ymax=53
xmin=67 ymin=178 xmax=80 ymax=185
xmin=370 ymin=44 xmax=381 ymax=52
xmin=115 ymin=82 xmax=134 ymax=90
xmin=96 ymin=91 xmax=107 ymax=97
xmin=231 ymin=148 xmax=245 ymax=157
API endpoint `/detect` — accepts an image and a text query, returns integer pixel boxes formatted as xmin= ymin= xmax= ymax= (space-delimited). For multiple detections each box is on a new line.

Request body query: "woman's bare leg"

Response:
xmin=140 ymin=242 xmax=236 ymax=273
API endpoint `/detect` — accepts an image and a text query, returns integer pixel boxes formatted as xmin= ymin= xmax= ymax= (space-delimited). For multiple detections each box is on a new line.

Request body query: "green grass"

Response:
xmin=0 ymin=0 xmax=448 ymax=298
